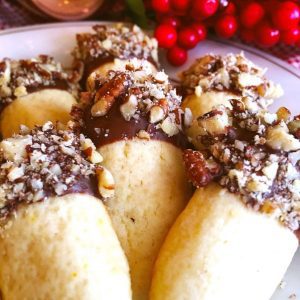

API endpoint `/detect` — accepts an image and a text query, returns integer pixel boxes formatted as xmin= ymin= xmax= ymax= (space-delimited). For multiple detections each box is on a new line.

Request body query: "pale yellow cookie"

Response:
xmin=0 ymin=55 xmax=79 ymax=138
xmin=150 ymin=183 xmax=298 ymax=300
xmin=0 ymin=89 xmax=76 ymax=138
xmin=99 ymin=139 xmax=191 ymax=300
xmin=181 ymin=53 xmax=283 ymax=149
xmin=0 ymin=122 xmax=131 ymax=300
xmin=0 ymin=194 xmax=131 ymax=300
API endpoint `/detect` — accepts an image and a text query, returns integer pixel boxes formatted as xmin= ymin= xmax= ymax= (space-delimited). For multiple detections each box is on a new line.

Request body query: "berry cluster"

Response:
xmin=151 ymin=0 xmax=300 ymax=66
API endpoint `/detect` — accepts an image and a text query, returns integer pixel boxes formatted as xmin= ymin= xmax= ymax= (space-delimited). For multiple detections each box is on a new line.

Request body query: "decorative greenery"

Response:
xmin=126 ymin=0 xmax=149 ymax=28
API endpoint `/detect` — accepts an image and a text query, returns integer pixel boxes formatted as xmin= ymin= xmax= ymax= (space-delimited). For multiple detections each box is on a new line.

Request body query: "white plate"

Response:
xmin=0 ymin=22 xmax=299 ymax=299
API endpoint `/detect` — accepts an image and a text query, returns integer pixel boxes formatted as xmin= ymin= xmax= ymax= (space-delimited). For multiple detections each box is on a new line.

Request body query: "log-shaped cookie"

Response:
xmin=150 ymin=102 xmax=300 ymax=300
xmin=79 ymin=61 xmax=192 ymax=299
xmin=73 ymin=24 xmax=159 ymax=90
xmin=0 ymin=122 xmax=131 ymax=300
xmin=181 ymin=53 xmax=283 ymax=148
xmin=0 ymin=55 xmax=79 ymax=138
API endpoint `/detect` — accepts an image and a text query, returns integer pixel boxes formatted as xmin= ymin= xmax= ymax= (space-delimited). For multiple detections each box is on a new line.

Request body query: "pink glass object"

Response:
xmin=31 ymin=0 xmax=104 ymax=20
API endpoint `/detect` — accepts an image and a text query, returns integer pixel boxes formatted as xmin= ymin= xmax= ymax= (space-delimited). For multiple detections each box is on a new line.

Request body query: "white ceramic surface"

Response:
xmin=0 ymin=22 xmax=299 ymax=299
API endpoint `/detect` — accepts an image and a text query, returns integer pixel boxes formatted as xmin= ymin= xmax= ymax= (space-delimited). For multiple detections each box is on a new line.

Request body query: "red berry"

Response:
xmin=151 ymin=0 xmax=170 ymax=13
xmin=170 ymin=0 xmax=190 ymax=12
xmin=192 ymin=0 xmax=219 ymax=20
xmin=215 ymin=15 xmax=238 ymax=38
xmin=223 ymin=2 xmax=236 ymax=15
xmin=240 ymin=28 xmax=255 ymax=43
xmin=154 ymin=24 xmax=177 ymax=48
xmin=192 ymin=23 xmax=207 ymax=41
xmin=161 ymin=15 xmax=182 ymax=28
xmin=255 ymin=22 xmax=280 ymax=47
xmin=240 ymin=2 xmax=265 ymax=28
xmin=167 ymin=45 xmax=188 ymax=66
xmin=281 ymin=27 xmax=300 ymax=45
xmin=178 ymin=27 xmax=199 ymax=49
xmin=272 ymin=1 xmax=300 ymax=31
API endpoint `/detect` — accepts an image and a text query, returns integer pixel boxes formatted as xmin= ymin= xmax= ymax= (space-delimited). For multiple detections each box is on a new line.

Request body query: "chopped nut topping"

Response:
xmin=73 ymin=24 xmax=159 ymax=67
xmin=0 ymin=55 xmax=79 ymax=107
xmin=0 ymin=121 xmax=114 ymax=221
xmin=84 ymin=60 xmax=183 ymax=137
xmin=184 ymin=101 xmax=300 ymax=232
xmin=181 ymin=53 xmax=283 ymax=110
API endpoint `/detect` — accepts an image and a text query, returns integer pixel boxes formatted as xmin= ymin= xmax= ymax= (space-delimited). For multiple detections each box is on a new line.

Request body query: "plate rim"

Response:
xmin=0 ymin=20 xmax=299 ymax=299
xmin=1 ymin=21 xmax=299 ymax=79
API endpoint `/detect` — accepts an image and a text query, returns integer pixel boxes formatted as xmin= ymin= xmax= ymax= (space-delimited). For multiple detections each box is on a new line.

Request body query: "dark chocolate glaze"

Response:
xmin=83 ymin=98 xmax=190 ymax=149
xmin=0 ymin=175 xmax=99 ymax=222
xmin=63 ymin=175 xmax=99 ymax=198
xmin=25 ymin=78 xmax=69 ymax=94
xmin=0 ymin=176 xmax=102 ymax=221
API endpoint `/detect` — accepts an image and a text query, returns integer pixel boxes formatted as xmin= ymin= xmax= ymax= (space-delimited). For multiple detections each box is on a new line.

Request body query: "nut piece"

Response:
xmin=81 ymin=137 xmax=103 ymax=164
xmin=262 ymin=162 xmax=278 ymax=180
xmin=89 ymin=150 xmax=103 ymax=164
xmin=154 ymin=71 xmax=168 ymax=83
xmin=91 ymin=97 xmax=113 ymax=117
xmin=266 ymin=122 xmax=300 ymax=151
xmin=91 ymin=73 xmax=127 ymax=117
xmin=137 ymin=130 xmax=150 ymax=140
xmin=97 ymin=167 xmax=115 ymax=199
xmin=238 ymin=73 xmax=264 ymax=88
xmin=161 ymin=117 xmax=179 ymax=136
xmin=263 ymin=112 xmax=277 ymax=125
xmin=247 ymin=175 xmax=270 ymax=193
xmin=198 ymin=107 xmax=230 ymax=136
xmin=120 ymin=94 xmax=138 ymax=121
xmin=264 ymin=82 xmax=284 ymax=99
xmin=150 ymin=106 xmax=165 ymax=123
xmin=0 ymin=136 xmax=32 ymax=162
xmin=276 ymin=107 xmax=291 ymax=122
xmin=14 ymin=85 xmax=28 ymax=97
xmin=228 ymin=169 xmax=246 ymax=188
xmin=0 ymin=60 xmax=11 ymax=85
xmin=288 ymin=119 xmax=300 ymax=134
xmin=8 ymin=165 xmax=25 ymax=182
xmin=242 ymin=97 xmax=260 ymax=113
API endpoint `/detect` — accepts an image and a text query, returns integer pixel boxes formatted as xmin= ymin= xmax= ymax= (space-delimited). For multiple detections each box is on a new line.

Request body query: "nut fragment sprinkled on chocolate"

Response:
xmin=81 ymin=60 xmax=186 ymax=145
xmin=73 ymin=24 xmax=159 ymax=67
xmin=184 ymin=101 xmax=300 ymax=232
xmin=181 ymin=53 xmax=283 ymax=110
xmin=0 ymin=121 xmax=114 ymax=221
xmin=0 ymin=55 xmax=79 ymax=108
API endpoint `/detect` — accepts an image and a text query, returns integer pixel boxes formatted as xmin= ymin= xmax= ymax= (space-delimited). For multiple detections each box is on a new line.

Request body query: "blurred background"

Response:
xmin=1 ymin=0 xmax=300 ymax=68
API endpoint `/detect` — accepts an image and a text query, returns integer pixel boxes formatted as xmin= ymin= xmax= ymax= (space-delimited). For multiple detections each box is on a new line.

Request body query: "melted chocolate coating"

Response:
xmin=82 ymin=55 xmax=114 ymax=85
xmin=63 ymin=175 xmax=99 ymax=198
xmin=83 ymin=98 xmax=189 ymax=149
xmin=25 ymin=78 xmax=69 ymax=94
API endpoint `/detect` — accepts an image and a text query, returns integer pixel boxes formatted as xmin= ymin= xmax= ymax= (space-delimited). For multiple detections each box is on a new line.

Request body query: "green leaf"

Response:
xmin=126 ymin=0 xmax=149 ymax=28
